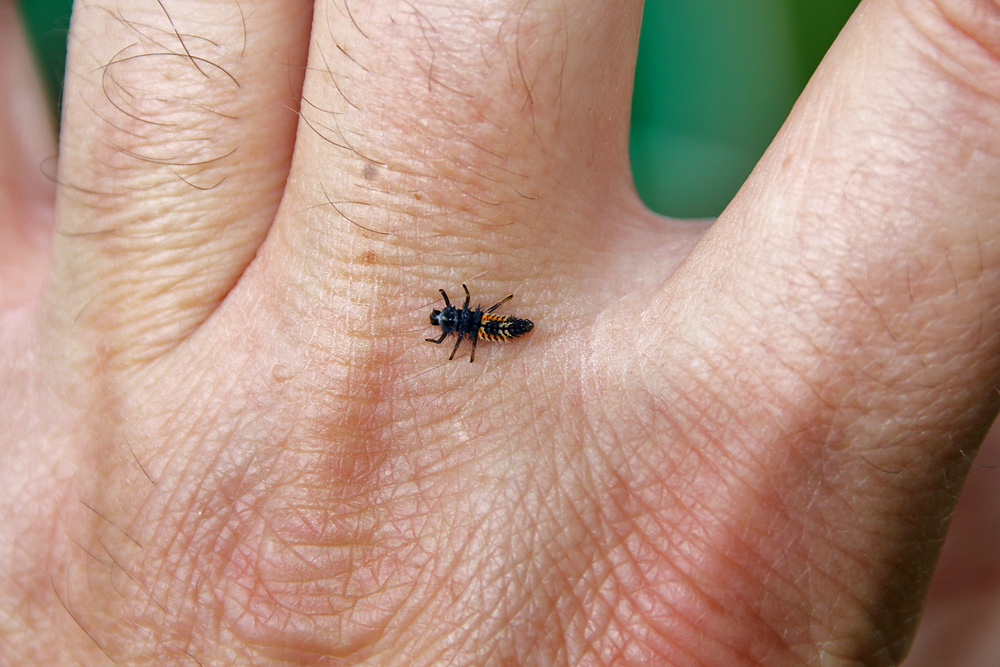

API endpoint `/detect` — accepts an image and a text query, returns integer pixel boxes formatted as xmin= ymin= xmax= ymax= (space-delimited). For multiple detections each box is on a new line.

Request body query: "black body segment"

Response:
xmin=479 ymin=313 xmax=534 ymax=341
xmin=425 ymin=284 xmax=534 ymax=362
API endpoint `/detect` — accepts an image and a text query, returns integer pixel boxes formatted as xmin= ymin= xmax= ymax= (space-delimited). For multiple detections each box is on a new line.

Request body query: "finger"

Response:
xmin=0 ymin=3 xmax=56 ymax=313
xmin=630 ymin=0 xmax=1000 ymax=659
xmin=264 ymin=0 xmax=647 ymax=315
xmin=49 ymin=0 xmax=312 ymax=367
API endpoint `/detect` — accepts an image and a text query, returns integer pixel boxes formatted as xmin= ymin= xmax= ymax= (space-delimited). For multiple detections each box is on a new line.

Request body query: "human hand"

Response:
xmin=2 ymin=0 xmax=999 ymax=663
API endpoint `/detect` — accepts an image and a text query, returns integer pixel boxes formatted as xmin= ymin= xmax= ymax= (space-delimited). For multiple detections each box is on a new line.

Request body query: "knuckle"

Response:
xmin=904 ymin=0 xmax=1000 ymax=86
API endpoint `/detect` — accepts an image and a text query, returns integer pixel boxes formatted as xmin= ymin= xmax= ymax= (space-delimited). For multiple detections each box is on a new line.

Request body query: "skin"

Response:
xmin=2 ymin=0 xmax=999 ymax=663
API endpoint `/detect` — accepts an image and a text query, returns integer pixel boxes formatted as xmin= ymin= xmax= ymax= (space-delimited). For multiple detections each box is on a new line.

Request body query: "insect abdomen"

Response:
xmin=479 ymin=314 xmax=534 ymax=341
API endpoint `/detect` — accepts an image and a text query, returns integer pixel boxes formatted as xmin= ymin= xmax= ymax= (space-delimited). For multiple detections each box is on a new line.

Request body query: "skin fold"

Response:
xmin=1 ymin=0 xmax=999 ymax=664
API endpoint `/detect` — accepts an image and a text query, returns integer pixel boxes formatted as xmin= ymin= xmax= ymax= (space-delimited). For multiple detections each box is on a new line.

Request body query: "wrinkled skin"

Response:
xmin=2 ymin=0 xmax=1000 ymax=664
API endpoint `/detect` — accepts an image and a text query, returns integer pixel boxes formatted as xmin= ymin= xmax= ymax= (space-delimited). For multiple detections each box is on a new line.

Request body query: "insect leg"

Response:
xmin=426 ymin=333 xmax=448 ymax=344
xmin=449 ymin=335 xmax=462 ymax=360
xmin=461 ymin=284 xmax=471 ymax=309
xmin=486 ymin=294 xmax=514 ymax=313
xmin=469 ymin=334 xmax=479 ymax=363
xmin=439 ymin=289 xmax=451 ymax=308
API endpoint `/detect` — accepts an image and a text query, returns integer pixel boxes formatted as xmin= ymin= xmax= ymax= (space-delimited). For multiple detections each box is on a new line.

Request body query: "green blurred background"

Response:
xmin=17 ymin=0 xmax=860 ymax=218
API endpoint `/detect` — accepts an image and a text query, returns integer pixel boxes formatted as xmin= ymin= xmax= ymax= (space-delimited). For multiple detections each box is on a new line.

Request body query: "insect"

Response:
xmin=426 ymin=284 xmax=534 ymax=362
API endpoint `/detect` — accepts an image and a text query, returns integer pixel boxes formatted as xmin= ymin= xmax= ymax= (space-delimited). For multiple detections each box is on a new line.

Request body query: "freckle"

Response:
xmin=271 ymin=364 xmax=293 ymax=383
xmin=363 ymin=164 xmax=378 ymax=180
xmin=360 ymin=250 xmax=378 ymax=265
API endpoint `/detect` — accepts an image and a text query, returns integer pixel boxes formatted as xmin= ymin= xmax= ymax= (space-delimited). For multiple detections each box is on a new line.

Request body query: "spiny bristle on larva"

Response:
xmin=479 ymin=316 xmax=534 ymax=340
